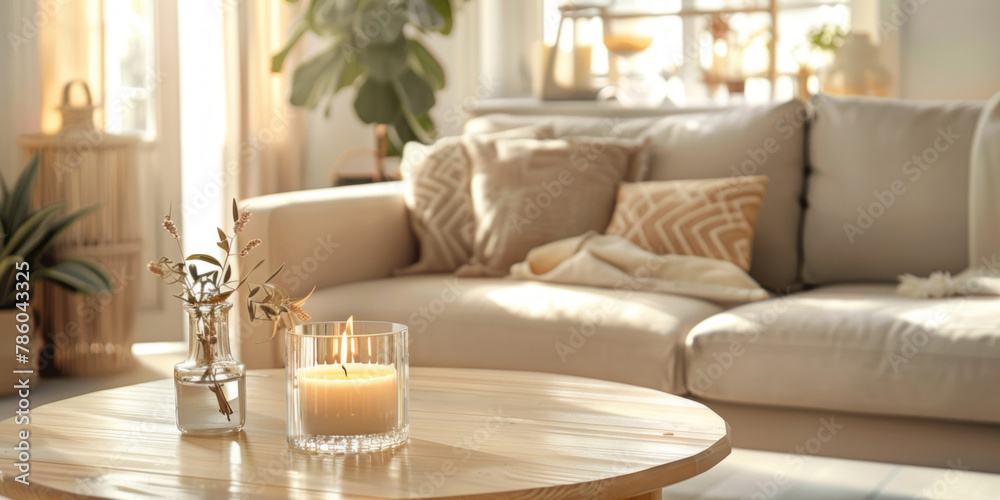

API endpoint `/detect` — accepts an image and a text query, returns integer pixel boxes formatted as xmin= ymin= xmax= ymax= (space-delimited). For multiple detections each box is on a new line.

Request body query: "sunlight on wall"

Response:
xmin=177 ymin=0 xmax=225 ymax=262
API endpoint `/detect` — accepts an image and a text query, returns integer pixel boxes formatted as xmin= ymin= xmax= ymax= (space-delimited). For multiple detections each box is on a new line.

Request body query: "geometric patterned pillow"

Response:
xmin=395 ymin=125 xmax=554 ymax=275
xmin=605 ymin=176 xmax=769 ymax=271
xmin=396 ymin=137 xmax=472 ymax=275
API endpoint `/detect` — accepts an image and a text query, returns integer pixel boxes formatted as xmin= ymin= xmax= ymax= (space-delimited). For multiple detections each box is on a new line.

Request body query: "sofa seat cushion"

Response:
xmin=685 ymin=284 xmax=1000 ymax=424
xmin=308 ymin=275 xmax=723 ymax=394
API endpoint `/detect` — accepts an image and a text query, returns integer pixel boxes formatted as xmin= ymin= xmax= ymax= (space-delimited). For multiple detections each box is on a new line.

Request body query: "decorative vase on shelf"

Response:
xmin=821 ymin=32 xmax=891 ymax=97
xmin=174 ymin=302 xmax=246 ymax=434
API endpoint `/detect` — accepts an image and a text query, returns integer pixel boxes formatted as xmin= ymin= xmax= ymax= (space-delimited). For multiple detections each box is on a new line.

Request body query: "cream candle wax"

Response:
xmin=298 ymin=363 xmax=398 ymax=436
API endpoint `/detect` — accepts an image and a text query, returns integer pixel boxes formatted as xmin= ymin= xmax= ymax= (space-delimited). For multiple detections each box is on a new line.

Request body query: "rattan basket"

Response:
xmin=17 ymin=81 xmax=142 ymax=376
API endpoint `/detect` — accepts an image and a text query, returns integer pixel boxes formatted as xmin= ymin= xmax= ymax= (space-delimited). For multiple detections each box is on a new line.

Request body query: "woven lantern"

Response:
xmin=17 ymin=81 xmax=142 ymax=376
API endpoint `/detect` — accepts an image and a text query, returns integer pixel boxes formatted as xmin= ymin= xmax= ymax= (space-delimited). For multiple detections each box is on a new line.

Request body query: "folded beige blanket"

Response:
xmin=509 ymin=232 xmax=770 ymax=305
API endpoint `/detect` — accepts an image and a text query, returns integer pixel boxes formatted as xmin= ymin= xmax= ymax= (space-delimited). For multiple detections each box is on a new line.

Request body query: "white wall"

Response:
xmin=0 ymin=1 xmax=41 ymax=181
xmin=892 ymin=0 xmax=1000 ymax=101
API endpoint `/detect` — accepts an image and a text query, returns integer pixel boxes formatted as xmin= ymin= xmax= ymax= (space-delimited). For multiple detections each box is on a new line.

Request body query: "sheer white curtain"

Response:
xmin=232 ymin=0 xmax=308 ymax=199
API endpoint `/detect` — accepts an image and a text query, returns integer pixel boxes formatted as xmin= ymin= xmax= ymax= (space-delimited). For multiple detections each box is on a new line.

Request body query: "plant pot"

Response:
xmin=0 ymin=308 xmax=42 ymax=396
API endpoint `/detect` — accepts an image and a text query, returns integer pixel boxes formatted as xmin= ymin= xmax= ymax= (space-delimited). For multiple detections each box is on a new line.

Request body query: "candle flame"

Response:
xmin=341 ymin=315 xmax=354 ymax=366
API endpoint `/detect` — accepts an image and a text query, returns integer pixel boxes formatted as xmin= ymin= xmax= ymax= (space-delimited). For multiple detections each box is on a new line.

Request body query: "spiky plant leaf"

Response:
xmin=4 ymin=152 xmax=40 ymax=231
xmin=0 ymin=203 xmax=63 ymax=261
xmin=32 ymin=259 xmax=110 ymax=295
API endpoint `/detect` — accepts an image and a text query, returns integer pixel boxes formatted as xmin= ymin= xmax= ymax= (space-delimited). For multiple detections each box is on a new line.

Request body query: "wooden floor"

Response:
xmin=663 ymin=448 xmax=1000 ymax=499
xmin=2 ymin=344 xmax=999 ymax=499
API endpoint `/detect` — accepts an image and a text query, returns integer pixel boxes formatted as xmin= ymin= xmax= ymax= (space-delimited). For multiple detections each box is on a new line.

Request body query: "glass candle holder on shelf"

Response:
xmin=286 ymin=320 xmax=409 ymax=454
xmin=601 ymin=14 xmax=655 ymax=86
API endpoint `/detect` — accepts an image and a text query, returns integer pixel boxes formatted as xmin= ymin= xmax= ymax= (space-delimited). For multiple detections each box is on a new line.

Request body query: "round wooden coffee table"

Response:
xmin=0 ymin=368 xmax=729 ymax=499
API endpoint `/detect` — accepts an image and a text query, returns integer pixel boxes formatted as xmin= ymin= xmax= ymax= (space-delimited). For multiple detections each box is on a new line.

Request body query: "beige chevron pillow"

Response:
xmin=396 ymin=124 xmax=554 ymax=275
xmin=605 ymin=176 xmax=769 ymax=271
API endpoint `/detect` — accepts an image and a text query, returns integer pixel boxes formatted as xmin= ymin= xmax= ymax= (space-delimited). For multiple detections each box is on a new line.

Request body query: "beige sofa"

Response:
xmin=238 ymin=96 xmax=1000 ymax=473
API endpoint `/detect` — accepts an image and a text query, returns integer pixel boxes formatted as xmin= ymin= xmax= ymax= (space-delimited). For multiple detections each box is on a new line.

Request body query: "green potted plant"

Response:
xmin=1 ymin=153 xmax=112 ymax=393
xmin=274 ymin=0 xmax=463 ymax=179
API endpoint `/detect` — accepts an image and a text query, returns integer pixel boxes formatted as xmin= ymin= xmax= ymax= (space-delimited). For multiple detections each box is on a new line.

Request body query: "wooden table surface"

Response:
xmin=0 ymin=368 xmax=730 ymax=499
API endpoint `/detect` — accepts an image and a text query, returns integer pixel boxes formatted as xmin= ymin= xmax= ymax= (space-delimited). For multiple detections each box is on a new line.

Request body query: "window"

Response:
xmin=542 ymin=0 xmax=851 ymax=104
xmin=104 ymin=0 xmax=158 ymax=138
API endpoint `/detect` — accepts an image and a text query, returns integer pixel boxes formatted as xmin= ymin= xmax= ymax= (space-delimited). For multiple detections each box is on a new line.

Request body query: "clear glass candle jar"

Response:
xmin=286 ymin=321 xmax=409 ymax=454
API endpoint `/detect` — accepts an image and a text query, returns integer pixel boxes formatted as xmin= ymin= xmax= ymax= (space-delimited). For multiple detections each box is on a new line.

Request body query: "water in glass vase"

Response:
xmin=175 ymin=375 xmax=246 ymax=434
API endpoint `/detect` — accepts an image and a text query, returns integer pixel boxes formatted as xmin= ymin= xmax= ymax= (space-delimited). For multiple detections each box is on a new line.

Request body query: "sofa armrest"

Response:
xmin=235 ymin=182 xmax=414 ymax=368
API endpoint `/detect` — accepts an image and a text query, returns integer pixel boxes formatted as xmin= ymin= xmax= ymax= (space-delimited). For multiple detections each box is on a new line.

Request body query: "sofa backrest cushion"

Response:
xmin=803 ymin=95 xmax=982 ymax=284
xmin=465 ymin=100 xmax=809 ymax=291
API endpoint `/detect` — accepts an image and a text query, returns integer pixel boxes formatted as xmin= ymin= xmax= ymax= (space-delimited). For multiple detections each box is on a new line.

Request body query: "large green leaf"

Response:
xmin=394 ymin=68 xmax=436 ymax=117
xmin=426 ymin=0 xmax=453 ymax=34
xmin=407 ymin=0 xmax=445 ymax=32
xmin=272 ymin=21 xmax=308 ymax=73
xmin=354 ymin=0 xmax=406 ymax=45
xmin=388 ymin=113 xmax=418 ymax=149
xmin=358 ymin=35 xmax=408 ymax=82
xmin=313 ymin=0 xmax=359 ymax=34
xmin=415 ymin=112 xmax=437 ymax=139
xmin=335 ymin=58 xmax=366 ymax=91
xmin=354 ymin=77 xmax=401 ymax=124
xmin=290 ymin=43 xmax=344 ymax=109
xmin=386 ymin=113 xmax=435 ymax=153
xmin=400 ymin=105 xmax=435 ymax=144
xmin=408 ymin=39 xmax=446 ymax=90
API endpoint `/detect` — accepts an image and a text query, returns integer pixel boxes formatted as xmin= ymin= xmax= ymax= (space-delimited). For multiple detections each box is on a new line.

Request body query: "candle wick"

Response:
xmin=341 ymin=364 xmax=348 ymax=377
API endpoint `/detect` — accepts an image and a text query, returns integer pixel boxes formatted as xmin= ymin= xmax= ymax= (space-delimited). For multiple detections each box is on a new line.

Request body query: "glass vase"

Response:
xmin=174 ymin=302 xmax=246 ymax=434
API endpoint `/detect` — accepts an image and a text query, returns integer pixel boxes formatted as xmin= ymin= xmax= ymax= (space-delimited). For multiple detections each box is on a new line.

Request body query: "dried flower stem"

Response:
xmin=150 ymin=199 xmax=312 ymax=422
